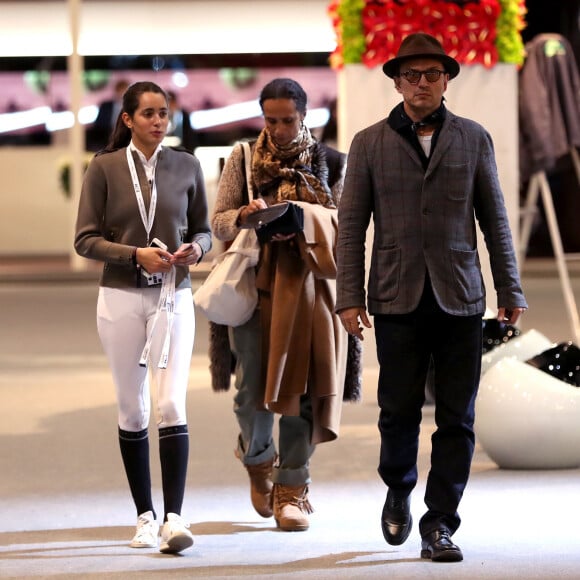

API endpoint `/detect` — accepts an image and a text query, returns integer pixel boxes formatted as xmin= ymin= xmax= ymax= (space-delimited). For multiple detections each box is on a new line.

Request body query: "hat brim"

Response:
xmin=382 ymin=54 xmax=460 ymax=79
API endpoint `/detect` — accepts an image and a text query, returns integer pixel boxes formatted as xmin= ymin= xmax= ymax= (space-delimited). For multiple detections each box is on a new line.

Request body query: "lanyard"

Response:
xmin=139 ymin=265 xmax=176 ymax=369
xmin=127 ymin=146 xmax=175 ymax=369
xmin=126 ymin=146 xmax=157 ymax=244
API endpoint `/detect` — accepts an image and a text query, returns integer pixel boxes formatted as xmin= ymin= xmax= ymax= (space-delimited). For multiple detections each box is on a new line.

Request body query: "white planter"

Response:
xmin=476 ymin=358 xmax=580 ymax=469
xmin=481 ymin=329 xmax=553 ymax=374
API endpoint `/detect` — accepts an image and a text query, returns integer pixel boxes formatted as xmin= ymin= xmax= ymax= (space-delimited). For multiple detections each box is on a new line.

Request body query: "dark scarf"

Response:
xmin=252 ymin=126 xmax=336 ymax=209
xmin=388 ymin=101 xmax=447 ymax=168
xmin=388 ymin=100 xmax=447 ymax=134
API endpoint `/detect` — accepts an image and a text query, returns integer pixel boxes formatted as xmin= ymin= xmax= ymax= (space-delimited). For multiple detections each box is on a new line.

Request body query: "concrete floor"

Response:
xmin=0 ymin=259 xmax=579 ymax=579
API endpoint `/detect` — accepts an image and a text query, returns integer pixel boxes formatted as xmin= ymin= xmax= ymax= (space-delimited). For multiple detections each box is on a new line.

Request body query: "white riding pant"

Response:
xmin=97 ymin=286 xmax=195 ymax=432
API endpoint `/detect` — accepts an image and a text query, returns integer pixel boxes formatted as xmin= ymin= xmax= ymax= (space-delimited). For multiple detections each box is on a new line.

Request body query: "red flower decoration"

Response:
xmin=357 ymin=0 xmax=502 ymax=70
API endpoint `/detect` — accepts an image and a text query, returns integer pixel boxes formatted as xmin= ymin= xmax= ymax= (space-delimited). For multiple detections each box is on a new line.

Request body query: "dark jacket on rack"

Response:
xmin=519 ymin=33 xmax=580 ymax=184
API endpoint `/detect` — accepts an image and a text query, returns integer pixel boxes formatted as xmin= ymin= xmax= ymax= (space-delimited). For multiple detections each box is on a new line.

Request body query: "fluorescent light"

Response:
xmin=190 ymin=100 xmax=262 ymax=130
xmin=162 ymin=136 xmax=182 ymax=147
xmin=0 ymin=2 xmax=335 ymax=57
xmin=45 ymin=111 xmax=74 ymax=132
xmin=305 ymin=108 xmax=331 ymax=129
xmin=78 ymin=1 xmax=335 ymax=56
xmin=0 ymin=103 xmax=331 ymax=134
xmin=45 ymin=106 xmax=98 ymax=132
xmin=171 ymin=72 xmax=189 ymax=89
xmin=79 ymin=105 xmax=99 ymax=125
xmin=190 ymin=101 xmax=331 ymax=131
xmin=0 ymin=105 xmax=99 ymax=134
xmin=0 ymin=107 xmax=51 ymax=133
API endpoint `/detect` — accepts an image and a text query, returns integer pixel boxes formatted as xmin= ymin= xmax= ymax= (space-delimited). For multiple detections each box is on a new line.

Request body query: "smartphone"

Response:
xmin=143 ymin=238 xmax=168 ymax=283
xmin=149 ymin=237 xmax=168 ymax=251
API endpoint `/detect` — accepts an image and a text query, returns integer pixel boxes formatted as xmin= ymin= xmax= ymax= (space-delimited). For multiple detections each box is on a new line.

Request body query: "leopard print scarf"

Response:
xmin=251 ymin=126 xmax=336 ymax=209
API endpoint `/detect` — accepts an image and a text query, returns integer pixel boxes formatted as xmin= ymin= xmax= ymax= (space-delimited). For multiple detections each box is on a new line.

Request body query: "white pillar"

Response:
xmin=68 ymin=0 xmax=88 ymax=271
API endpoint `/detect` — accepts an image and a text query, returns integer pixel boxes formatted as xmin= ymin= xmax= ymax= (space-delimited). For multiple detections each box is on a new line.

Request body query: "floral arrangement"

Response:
xmin=328 ymin=0 xmax=527 ymax=70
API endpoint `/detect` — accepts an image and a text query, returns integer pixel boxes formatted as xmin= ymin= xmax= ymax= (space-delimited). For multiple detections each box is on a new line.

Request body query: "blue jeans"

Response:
xmin=374 ymin=282 xmax=482 ymax=536
xmin=229 ymin=311 xmax=314 ymax=486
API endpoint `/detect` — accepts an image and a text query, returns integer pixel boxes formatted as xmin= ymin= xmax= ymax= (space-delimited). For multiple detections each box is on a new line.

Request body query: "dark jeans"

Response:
xmin=374 ymin=282 xmax=482 ymax=536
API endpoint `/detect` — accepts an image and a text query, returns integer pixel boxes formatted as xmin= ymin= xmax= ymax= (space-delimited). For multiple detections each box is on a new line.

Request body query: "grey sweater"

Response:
xmin=75 ymin=146 xmax=212 ymax=289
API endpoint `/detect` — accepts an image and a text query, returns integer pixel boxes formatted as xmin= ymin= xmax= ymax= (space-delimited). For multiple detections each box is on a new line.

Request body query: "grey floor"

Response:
xmin=0 ymin=258 xmax=579 ymax=579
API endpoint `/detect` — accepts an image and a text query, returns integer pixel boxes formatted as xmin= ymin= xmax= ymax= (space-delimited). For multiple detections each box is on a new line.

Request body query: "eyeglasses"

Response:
xmin=399 ymin=69 xmax=446 ymax=84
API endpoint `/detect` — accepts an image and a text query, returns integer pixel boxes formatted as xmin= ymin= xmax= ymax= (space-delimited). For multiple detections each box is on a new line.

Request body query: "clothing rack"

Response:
xmin=519 ymin=147 xmax=580 ymax=344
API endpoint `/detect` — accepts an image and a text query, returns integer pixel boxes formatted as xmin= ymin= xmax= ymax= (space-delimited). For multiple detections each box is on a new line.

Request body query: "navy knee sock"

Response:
xmin=118 ymin=427 xmax=155 ymax=519
xmin=159 ymin=425 xmax=189 ymax=521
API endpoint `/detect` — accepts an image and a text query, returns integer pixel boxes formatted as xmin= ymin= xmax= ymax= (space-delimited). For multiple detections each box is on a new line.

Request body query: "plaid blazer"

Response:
xmin=336 ymin=109 xmax=527 ymax=317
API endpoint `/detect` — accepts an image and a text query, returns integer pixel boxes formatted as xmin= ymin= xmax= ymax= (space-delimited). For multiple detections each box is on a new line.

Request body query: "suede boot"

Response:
xmin=272 ymin=483 xmax=313 ymax=531
xmin=236 ymin=451 xmax=276 ymax=518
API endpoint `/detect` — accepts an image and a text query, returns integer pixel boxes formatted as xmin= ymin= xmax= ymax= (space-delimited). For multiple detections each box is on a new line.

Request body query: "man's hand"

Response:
xmin=338 ymin=307 xmax=372 ymax=340
xmin=497 ymin=307 xmax=526 ymax=325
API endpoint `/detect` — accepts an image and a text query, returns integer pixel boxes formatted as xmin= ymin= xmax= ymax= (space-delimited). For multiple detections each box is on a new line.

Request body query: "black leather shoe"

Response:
xmin=420 ymin=529 xmax=463 ymax=562
xmin=381 ymin=491 xmax=412 ymax=546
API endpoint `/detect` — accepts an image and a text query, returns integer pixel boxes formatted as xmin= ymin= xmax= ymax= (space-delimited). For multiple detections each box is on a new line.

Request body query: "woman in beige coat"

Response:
xmin=211 ymin=78 xmax=352 ymax=531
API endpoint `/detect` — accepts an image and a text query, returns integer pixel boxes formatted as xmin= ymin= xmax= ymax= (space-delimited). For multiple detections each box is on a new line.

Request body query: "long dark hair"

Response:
xmin=105 ymin=81 xmax=168 ymax=151
xmin=259 ymin=78 xmax=307 ymax=115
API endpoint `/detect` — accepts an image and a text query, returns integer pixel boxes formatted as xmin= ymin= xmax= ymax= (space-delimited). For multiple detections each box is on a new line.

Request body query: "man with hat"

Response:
xmin=335 ymin=33 xmax=527 ymax=562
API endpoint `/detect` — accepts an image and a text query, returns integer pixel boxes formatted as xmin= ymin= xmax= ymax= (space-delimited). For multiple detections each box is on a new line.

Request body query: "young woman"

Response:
xmin=211 ymin=78 xmax=353 ymax=531
xmin=75 ymin=81 xmax=211 ymax=553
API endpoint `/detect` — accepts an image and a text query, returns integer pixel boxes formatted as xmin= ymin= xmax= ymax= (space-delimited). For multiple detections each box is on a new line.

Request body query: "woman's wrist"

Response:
xmin=236 ymin=206 xmax=247 ymax=227
xmin=131 ymin=246 xmax=140 ymax=267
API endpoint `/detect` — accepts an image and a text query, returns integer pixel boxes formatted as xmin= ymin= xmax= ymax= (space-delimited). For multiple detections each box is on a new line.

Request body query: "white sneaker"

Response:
xmin=159 ymin=513 xmax=194 ymax=554
xmin=130 ymin=510 xmax=159 ymax=548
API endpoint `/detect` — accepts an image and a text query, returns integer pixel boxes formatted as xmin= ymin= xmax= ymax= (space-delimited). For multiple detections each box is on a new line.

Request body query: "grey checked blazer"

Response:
xmin=336 ymin=109 xmax=527 ymax=317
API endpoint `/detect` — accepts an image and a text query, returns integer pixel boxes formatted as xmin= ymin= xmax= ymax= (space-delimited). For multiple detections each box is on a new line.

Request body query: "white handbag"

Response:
xmin=193 ymin=142 xmax=260 ymax=326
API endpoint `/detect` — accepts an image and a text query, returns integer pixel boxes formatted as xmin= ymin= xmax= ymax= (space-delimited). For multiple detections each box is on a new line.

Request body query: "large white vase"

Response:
xmin=476 ymin=358 xmax=580 ymax=469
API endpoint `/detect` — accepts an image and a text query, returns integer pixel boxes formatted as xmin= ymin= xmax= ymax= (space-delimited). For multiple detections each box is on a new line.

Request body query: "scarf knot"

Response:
xmin=252 ymin=127 xmax=336 ymax=209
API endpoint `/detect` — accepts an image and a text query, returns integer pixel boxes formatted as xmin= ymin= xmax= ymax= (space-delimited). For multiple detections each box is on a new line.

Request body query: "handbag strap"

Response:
xmin=240 ymin=141 xmax=254 ymax=203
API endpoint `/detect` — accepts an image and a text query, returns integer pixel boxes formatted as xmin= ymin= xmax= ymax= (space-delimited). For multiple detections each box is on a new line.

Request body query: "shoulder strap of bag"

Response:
xmin=240 ymin=141 xmax=254 ymax=204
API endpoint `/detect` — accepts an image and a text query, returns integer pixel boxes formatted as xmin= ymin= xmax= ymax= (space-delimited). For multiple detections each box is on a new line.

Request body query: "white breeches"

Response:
xmin=97 ymin=286 xmax=195 ymax=431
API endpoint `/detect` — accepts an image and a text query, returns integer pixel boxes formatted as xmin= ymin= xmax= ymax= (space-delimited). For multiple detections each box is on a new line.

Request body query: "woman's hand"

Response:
xmin=271 ymin=233 xmax=296 ymax=242
xmin=239 ymin=200 xmax=295 ymax=242
xmin=238 ymin=199 xmax=268 ymax=226
xmin=135 ymin=247 xmax=173 ymax=273
xmin=172 ymin=242 xmax=203 ymax=266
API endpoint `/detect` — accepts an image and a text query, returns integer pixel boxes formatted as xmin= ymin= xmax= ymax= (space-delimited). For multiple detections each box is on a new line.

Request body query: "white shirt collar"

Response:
xmin=129 ymin=141 xmax=163 ymax=169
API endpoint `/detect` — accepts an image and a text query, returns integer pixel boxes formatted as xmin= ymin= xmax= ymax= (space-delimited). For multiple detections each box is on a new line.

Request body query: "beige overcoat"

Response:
xmin=256 ymin=201 xmax=348 ymax=445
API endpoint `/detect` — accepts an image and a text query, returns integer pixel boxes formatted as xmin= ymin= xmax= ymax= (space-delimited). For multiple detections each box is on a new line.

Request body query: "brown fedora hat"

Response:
xmin=382 ymin=33 xmax=460 ymax=79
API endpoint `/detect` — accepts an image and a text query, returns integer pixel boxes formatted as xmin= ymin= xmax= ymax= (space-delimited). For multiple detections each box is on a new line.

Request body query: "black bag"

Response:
xmin=243 ymin=201 xmax=304 ymax=243
xmin=481 ymin=318 xmax=521 ymax=354
xmin=526 ymin=341 xmax=580 ymax=386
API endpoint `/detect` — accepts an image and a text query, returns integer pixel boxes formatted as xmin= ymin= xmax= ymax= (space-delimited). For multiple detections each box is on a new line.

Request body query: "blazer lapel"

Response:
xmin=391 ymin=130 xmax=424 ymax=169
xmin=425 ymin=117 xmax=455 ymax=178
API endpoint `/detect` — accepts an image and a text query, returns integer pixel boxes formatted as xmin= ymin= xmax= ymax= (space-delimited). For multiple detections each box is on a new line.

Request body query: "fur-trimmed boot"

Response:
xmin=272 ymin=483 xmax=314 ymax=531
